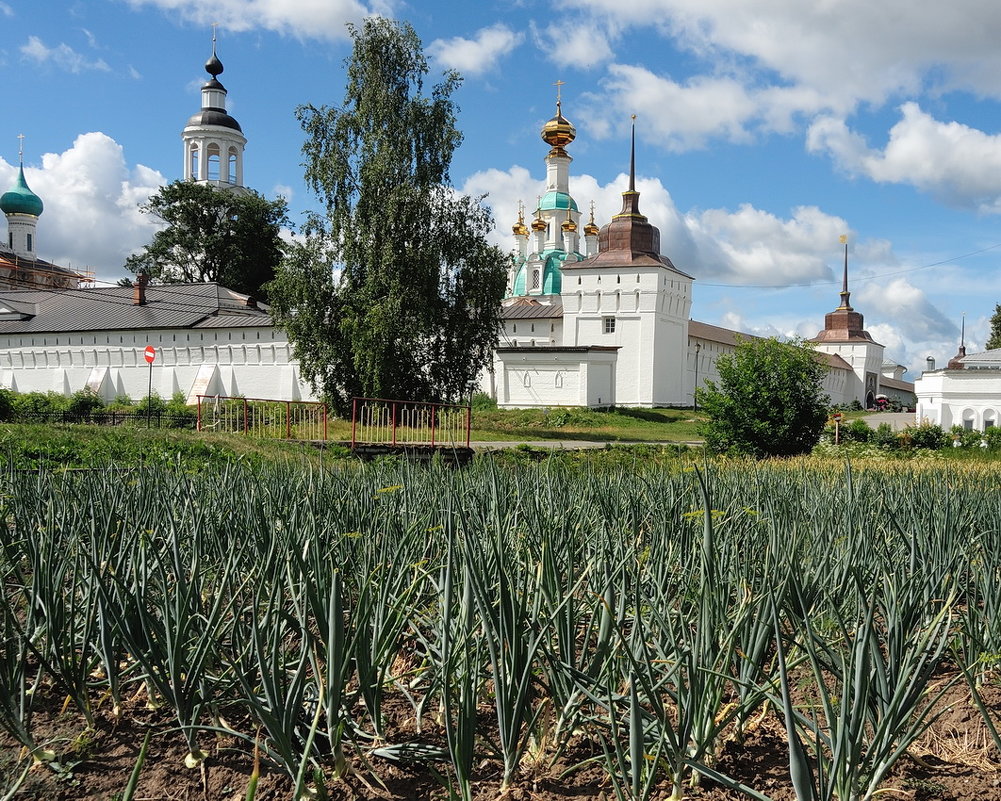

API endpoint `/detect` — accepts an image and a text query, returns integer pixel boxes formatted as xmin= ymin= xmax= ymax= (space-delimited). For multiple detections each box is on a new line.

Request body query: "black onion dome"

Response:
xmin=205 ymin=52 xmax=224 ymax=77
xmin=186 ymin=109 xmax=243 ymax=132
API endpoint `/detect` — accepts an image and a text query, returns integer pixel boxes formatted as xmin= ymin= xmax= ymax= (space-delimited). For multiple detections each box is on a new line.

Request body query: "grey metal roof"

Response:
xmin=501 ymin=296 xmax=564 ymax=319
xmin=0 ymin=283 xmax=271 ymax=335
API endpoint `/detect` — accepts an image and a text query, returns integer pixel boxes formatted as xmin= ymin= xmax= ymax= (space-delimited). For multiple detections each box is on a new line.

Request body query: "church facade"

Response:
xmin=483 ymin=101 xmax=914 ymax=410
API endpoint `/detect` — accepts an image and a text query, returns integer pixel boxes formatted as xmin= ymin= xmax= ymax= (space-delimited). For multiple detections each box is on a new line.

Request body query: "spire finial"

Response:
xmin=17 ymin=134 xmax=24 ymax=166
xmin=554 ymin=79 xmax=565 ymax=113
xmin=837 ymin=234 xmax=852 ymax=310
xmin=961 ymin=312 xmax=966 ymax=349
xmin=205 ymin=25 xmax=224 ymax=78
xmin=212 ymin=22 xmax=218 ymax=55
xmin=629 ymin=115 xmax=637 ymax=193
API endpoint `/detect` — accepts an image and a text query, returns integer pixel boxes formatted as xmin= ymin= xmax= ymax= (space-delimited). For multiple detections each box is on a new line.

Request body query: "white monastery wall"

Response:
xmin=915 ymin=369 xmax=1001 ymax=430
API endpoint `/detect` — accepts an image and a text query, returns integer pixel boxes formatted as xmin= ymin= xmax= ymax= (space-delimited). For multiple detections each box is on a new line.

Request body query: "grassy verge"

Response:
xmin=469 ymin=406 xmax=705 ymax=442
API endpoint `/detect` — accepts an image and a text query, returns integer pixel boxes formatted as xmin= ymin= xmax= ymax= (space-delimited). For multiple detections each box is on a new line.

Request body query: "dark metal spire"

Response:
xmin=629 ymin=115 xmax=636 ymax=193
xmin=838 ymin=235 xmax=852 ymax=310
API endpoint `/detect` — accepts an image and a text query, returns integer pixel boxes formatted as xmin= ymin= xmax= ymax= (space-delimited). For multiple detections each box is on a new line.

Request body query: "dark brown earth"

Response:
xmin=3 ymin=677 xmax=1001 ymax=801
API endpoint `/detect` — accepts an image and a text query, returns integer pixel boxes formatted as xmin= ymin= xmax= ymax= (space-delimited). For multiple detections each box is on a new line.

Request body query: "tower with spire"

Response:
xmin=558 ymin=117 xmax=694 ymax=406
xmin=182 ymin=31 xmax=247 ymax=191
xmin=811 ymin=237 xmax=885 ymax=406
xmin=508 ymin=85 xmax=586 ymax=297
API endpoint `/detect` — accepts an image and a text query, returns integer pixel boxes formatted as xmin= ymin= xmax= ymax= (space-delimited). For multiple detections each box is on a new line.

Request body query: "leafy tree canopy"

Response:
xmin=125 ymin=181 xmax=289 ymax=300
xmin=986 ymin=304 xmax=1001 ymax=351
xmin=267 ymin=18 xmax=508 ymax=416
xmin=696 ymin=336 xmax=829 ymax=458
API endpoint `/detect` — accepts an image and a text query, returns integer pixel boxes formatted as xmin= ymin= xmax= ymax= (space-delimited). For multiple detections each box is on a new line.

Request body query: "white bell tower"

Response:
xmin=181 ymin=31 xmax=247 ymax=191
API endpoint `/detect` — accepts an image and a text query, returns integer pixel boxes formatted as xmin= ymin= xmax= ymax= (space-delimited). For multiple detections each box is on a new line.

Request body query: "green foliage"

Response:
xmin=66 ymin=388 xmax=105 ymax=417
xmin=12 ymin=391 xmax=70 ymax=415
xmin=471 ymin=392 xmax=497 ymax=411
xmin=696 ymin=337 xmax=828 ymax=458
xmin=125 ymin=181 xmax=290 ymax=300
xmin=268 ymin=18 xmax=507 ymax=416
xmin=987 ymin=304 xmax=1001 ymax=351
xmin=841 ymin=418 xmax=873 ymax=444
xmin=0 ymin=388 xmax=13 ymax=422
xmin=901 ymin=422 xmax=949 ymax=450
xmin=872 ymin=422 xmax=898 ymax=448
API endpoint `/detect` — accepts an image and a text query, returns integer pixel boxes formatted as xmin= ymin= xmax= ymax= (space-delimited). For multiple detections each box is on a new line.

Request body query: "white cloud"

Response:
xmin=0 ymin=133 xmax=166 ymax=281
xmin=273 ymin=183 xmax=294 ymax=202
xmin=123 ymin=0 xmax=374 ymax=41
xmin=21 ymin=36 xmax=110 ymax=73
xmin=530 ymin=21 xmax=615 ymax=70
xmin=427 ymin=24 xmax=522 ymax=76
xmin=0 ymin=3 xmax=13 ymax=17
xmin=566 ymin=0 xmax=1001 ymax=105
xmin=581 ymin=64 xmax=829 ymax=149
xmin=461 ymin=163 xmax=858 ymax=287
xmin=808 ymin=103 xmax=1001 ymax=212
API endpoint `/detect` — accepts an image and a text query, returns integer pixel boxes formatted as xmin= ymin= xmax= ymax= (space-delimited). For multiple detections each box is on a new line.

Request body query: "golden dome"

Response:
xmin=512 ymin=203 xmax=529 ymax=236
xmin=532 ymin=202 xmax=548 ymax=233
xmin=583 ymin=202 xmax=599 ymax=236
xmin=541 ymin=97 xmax=576 ymax=156
xmin=561 ymin=208 xmax=577 ymax=232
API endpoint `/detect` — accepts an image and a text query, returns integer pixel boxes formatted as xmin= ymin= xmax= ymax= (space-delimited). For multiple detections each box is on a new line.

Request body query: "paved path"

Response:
xmin=858 ymin=412 xmax=916 ymax=431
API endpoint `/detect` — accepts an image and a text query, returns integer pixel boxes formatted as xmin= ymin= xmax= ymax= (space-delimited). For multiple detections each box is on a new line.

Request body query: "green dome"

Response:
xmin=0 ymin=167 xmax=43 ymax=217
xmin=510 ymin=250 xmax=582 ymax=297
xmin=539 ymin=190 xmax=578 ymax=213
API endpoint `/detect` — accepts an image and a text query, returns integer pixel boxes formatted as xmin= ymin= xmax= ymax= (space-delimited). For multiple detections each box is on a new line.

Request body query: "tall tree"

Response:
xmin=696 ymin=336 xmax=829 ymax=458
xmin=268 ymin=18 xmax=508 ymax=415
xmin=986 ymin=304 xmax=1001 ymax=350
xmin=125 ymin=181 xmax=289 ymax=300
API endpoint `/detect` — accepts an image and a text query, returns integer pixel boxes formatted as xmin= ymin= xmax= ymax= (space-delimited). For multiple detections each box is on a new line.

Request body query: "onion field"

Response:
xmin=2 ymin=455 xmax=1001 ymax=800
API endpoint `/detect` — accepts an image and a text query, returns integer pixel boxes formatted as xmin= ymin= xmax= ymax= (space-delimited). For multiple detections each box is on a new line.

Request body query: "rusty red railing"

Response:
xmin=350 ymin=397 xmax=471 ymax=448
xmin=197 ymin=395 xmax=328 ymax=441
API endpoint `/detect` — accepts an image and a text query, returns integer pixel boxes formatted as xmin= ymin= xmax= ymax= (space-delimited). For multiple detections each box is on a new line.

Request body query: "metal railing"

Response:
xmin=350 ymin=397 xmax=471 ymax=448
xmin=196 ymin=395 xmax=328 ymax=441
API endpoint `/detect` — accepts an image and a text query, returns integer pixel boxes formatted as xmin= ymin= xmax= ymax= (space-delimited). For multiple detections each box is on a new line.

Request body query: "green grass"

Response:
xmin=0 ymin=423 xmax=351 ymax=471
xmin=469 ymin=406 xmax=706 ymax=442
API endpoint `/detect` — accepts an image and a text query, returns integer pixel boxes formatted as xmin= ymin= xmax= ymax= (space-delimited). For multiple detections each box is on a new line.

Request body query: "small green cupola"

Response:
xmin=1 ymin=166 xmax=43 ymax=218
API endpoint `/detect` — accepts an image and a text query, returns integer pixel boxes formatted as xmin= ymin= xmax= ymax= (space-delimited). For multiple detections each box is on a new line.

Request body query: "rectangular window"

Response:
xmin=603 ymin=317 xmax=616 ymax=334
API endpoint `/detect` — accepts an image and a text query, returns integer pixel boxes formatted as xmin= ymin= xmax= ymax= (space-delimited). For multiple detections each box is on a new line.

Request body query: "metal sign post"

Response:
xmin=143 ymin=346 xmax=156 ymax=428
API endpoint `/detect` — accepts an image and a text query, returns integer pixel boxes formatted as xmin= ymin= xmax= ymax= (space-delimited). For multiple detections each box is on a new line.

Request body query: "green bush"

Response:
xmin=872 ymin=422 xmax=899 ymax=449
xmin=66 ymin=388 xmax=105 ymax=417
xmin=471 ymin=391 xmax=497 ymax=411
xmin=902 ymin=422 xmax=948 ymax=450
xmin=0 ymin=388 xmax=14 ymax=422
xmin=12 ymin=391 xmax=69 ymax=415
xmin=841 ymin=418 xmax=873 ymax=444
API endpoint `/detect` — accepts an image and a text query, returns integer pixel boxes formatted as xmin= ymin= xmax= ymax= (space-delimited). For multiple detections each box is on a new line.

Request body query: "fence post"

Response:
xmin=322 ymin=404 xmax=328 ymax=442
xmin=465 ymin=404 xmax=471 ymax=448
xmin=430 ymin=404 xmax=436 ymax=447
xmin=391 ymin=402 xmax=397 ymax=446
xmin=286 ymin=401 xmax=291 ymax=440
xmin=196 ymin=396 xmax=202 ymax=432
xmin=243 ymin=398 xmax=249 ymax=434
xmin=351 ymin=398 xmax=357 ymax=448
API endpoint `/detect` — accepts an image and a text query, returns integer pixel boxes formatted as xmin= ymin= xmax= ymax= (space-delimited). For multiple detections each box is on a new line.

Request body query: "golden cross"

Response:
xmin=554 ymin=79 xmax=565 ymax=105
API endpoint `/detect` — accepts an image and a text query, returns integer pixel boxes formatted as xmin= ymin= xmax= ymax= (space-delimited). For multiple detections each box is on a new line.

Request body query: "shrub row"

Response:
xmin=0 ymin=388 xmax=197 ymax=428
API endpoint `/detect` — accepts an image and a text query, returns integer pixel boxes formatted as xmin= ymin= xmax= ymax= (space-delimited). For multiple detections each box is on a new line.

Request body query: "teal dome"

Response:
xmin=539 ymin=190 xmax=578 ymax=213
xmin=510 ymin=250 xmax=582 ymax=297
xmin=0 ymin=167 xmax=43 ymax=217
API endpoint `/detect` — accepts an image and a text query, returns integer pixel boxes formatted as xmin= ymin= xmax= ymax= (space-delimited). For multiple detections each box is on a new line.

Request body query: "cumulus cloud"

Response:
xmin=530 ymin=21 xmax=615 ymax=70
xmin=566 ymin=0 xmax=1001 ymax=105
xmin=461 ymin=164 xmax=858 ymax=287
xmin=0 ymin=133 xmax=166 ymax=281
xmin=808 ymin=103 xmax=1001 ymax=212
xmin=122 ymin=0 xmax=371 ymax=41
xmin=427 ymin=24 xmax=522 ymax=76
xmin=21 ymin=36 xmax=110 ymax=73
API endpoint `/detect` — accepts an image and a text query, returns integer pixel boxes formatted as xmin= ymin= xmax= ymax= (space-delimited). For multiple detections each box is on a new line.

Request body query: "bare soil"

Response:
xmin=4 ymin=676 xmax=1001 ymax=801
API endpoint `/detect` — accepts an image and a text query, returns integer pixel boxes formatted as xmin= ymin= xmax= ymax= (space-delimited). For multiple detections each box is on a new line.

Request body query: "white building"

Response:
xmin=914 ymin=332 xmax=1001 ymax=430
xmin=0 ymin=40 xmax=316 ymax=405
xmin=485 ymin=101 xmax=914 ymax=410
xmin=0 ymin=282 xmax=315 ymax=403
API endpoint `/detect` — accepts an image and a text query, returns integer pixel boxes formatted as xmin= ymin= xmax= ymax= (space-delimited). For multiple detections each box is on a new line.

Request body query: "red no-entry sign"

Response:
xmin=143 ymin=345 xmax=156 ymax=364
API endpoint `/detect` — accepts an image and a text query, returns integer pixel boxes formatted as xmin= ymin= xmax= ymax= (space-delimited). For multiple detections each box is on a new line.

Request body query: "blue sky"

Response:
xmin=7 ymin=0 xmax=1001 ymax=375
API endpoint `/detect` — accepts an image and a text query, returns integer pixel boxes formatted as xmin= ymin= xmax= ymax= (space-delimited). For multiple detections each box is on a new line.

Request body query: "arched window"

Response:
xmin=206 ymin=143 xmax=221 ymax=181
xmin=228 ymin=147 xmax=239 ymax=184
xmin=189 ymin=145 xmax=199 ymax=179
